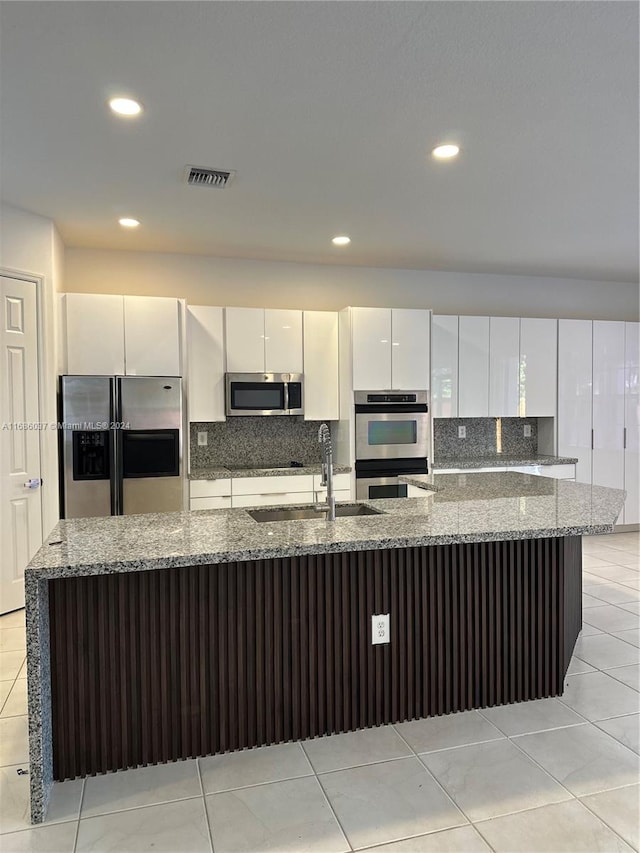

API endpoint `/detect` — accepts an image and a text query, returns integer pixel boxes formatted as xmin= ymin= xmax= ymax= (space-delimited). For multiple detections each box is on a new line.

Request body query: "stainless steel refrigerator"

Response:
xmin=59 ymin=375 xmax=183 ymax=519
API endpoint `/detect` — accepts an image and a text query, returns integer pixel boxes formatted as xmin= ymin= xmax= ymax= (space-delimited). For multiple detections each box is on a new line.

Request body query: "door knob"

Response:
xmin=24 ymin=478 xmax=41 ymax=489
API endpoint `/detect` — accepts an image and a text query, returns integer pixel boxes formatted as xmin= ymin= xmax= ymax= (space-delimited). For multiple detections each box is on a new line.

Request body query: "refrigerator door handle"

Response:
xmin=111 ymin=377 xmax=123 ymax=516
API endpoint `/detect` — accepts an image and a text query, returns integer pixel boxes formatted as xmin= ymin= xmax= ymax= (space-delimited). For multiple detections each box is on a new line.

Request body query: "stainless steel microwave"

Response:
xmin=225 ymin=373 xmax=304 ymax=416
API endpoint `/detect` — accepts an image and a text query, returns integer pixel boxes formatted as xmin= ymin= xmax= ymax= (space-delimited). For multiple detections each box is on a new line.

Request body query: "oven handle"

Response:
xmin=355 ymin=404 xmax=428 ymax=414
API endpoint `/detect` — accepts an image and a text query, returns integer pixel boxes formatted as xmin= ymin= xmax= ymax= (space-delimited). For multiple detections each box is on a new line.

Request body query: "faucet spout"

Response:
xmin=318 ymin=423 xmax=336 ymax=521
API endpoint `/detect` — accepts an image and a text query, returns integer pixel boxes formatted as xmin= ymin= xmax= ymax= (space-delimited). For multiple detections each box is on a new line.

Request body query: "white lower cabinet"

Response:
xmin=189 ymin=479 xmax=232 ymax=510
xmin=190 ymin=496 xmax=232 ymax=511
xmin=232 ymin=492 xmax=314 ymax=508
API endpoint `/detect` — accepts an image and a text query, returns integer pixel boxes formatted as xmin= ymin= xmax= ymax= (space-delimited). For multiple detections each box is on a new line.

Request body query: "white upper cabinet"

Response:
xmin=62 ymin=294 xmax=182 ymax=376
xmin=431 ymin=315 xmax=458 ymax=418
xmin=519 ymin=318 xmax=557 ymax=417
xmin=186 ymin=306 xmax=225 ymax=422
xmin=124 ymin=296 xmax=181 ymax=376
xmin=351 ymin=307 xmax=392 ymax=390
xmin=558 ymin=319 xmax=593 ymax=485
xmin=225 ymin=308 xmax=265 ymax=373
xmin=458 ymin=316 xmax=490 ymax=417
xmin=592 ymin=320 xmax=625 ymax=491
xmin=303 ymin=311 xmax=339 ymax=421
xmin=624 ymin=321 xmax=639 ymax=524
xmin=264 ymin=309 xmax=303 ymax=373
xmin=63 ymin=293 xmax=125 ymax=375
xmin=489 ymin=317 xmax=520 ymax=417
xmin=225 ymin=308 xmax=303 ymax=373
xmin=391 ymin=309 xmax=430 ymax=390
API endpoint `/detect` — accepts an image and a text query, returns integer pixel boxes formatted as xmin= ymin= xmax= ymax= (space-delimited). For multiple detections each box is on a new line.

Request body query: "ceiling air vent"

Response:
xmin=184 ymin=165 xmax=236 ymax=188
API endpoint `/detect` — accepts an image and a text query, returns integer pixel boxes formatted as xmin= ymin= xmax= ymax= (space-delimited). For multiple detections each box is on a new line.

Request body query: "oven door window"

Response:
xmin=368 ymin=483 xmax=408 ymax=499
xmin=122 ymin=430 xmax=179 ymax=478
xmin=367 ymin=420 xmax=418 ymax=446
xmin=230 ymin=382 xmax=285 ymax=411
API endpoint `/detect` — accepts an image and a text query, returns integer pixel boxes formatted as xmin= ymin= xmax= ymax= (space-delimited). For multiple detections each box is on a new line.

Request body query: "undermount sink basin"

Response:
xmin=248 ymin=504 xmax=383 ymax=523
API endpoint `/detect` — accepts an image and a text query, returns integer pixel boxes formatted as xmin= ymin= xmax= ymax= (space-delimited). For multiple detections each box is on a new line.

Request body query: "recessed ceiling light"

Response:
xmin=109 ymin=97 xmax=143 ymax=117
xmin=432 ymin=144 xmax=460 ymax=159
xmin=332 ymin=235 xmax=351 ymax=246
xmin=118 ymin=217 xmax=140 ymax=228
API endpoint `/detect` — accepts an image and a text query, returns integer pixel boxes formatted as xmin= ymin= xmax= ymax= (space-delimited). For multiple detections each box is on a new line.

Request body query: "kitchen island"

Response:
xmin=25 ymin=472 xmax=625 ymax=822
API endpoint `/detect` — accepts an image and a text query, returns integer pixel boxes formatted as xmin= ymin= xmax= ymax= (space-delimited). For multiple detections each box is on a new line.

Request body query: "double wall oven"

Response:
xmin=355 ymin=391 xmax=430 ymax=500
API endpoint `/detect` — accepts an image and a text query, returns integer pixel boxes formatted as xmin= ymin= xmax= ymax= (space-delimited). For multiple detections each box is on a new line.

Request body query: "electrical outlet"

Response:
xmin=197 ymin=431 xmax=208 ymax=446
xmin=458 ymin=425 xmax=466 ymax=439
xmin=523 ymin=424 xmax=532 ymax=438
xmin=372 ymin=614 xmax=390 ymax=645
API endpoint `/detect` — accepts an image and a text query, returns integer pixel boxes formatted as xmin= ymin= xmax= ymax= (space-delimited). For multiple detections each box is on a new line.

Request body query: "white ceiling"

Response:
xmin=1 ymin=1 xmax=638 ymax=282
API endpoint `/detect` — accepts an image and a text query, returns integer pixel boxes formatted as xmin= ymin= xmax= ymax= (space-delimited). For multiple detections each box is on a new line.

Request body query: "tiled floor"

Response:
xmin=1 ymin=532 xmax=638 ymax=852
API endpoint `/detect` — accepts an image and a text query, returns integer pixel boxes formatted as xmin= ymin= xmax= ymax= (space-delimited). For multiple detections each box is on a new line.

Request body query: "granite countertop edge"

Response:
xmin=432 ymin=455 xmax=579 ymax=469
xmin=189 ymin=465 xmax=352 ymax=480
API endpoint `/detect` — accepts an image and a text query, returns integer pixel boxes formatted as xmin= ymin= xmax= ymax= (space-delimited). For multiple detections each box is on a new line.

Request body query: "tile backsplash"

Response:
xmin=434 ymin=417 xmax=538 ymax=458
xmin=190 ymin=417 xmax=327 ymax=469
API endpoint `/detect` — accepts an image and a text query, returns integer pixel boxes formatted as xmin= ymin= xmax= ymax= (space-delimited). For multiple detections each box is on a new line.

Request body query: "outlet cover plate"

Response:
xmin=372 ymin=613 xmax=390 ymax=645
xmin=458 ymin=425 xmax=466 ymax=439
xmin=197 ymin=431 xmax=208 ymax=446
xmin=524 ymin=424 xmax=532 ymax=437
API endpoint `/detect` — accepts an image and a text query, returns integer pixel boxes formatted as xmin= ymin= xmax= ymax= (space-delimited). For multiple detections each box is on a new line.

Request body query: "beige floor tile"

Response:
xmin=395 ymin=710 xmax=503 ymax=754
xmin=1 ymin=680 xmax=27 ymax=718
xmin=573 ymin=634 xmax=640 ymax=670
xmin=207 ymin=776 xmax=348 ymax=853
xmin=475 ymin=799 xmax=634 ymax=852
xmin=622 ymin=602 xmax=640 ymax=615
xmin=584 ymin=605 xmax=640 ymax=634
xmin=584 ymin=583 xmax=640 ymax=606
xmin=514 ymin=723 xmax=639 ymax=796
xmin=0 ymin=628 xmax=26 ymax=653
xmin=579 ymin=623 xmax=605 ymax=637
xmin=0 ymin=651 xmax=25 ymax=682
xmin=581 ymin=784 xmax=640 ymax=850
xmin=303 ymin=725 xmax=411 ymax=773
xmin=76 ymin=798 xmax=211 ymax=853
xmin=607 ymin=665 xmax=640 ymax=692
xmin=320 ymin=757 xmax=465 ymax=849
xmin=584 ymin=594 xmax=609 ymax=608
xmin=560 ymin=671 xmax=640 ymax=721
xmin=586 ymin=566 xmax=640 ymax=584
xmin=615 ymin=629 xmax=640 ymax=648
xmin=595 ymin=714 xmax=640 ymax=754
xmin=0 ymin=681 xmax=12 ymax=711
xmin=0 ymin=716 xmax=28 ymax=767
xmin=199 ymin=742 xmax=312 ymax=794
xmin=361 ymin=825 xmax=491 ymax=852
xmin=478 ymin=697 xmax=583 ymax=736
xmin=0 ymin=822 xmax=77 ymax=851
xmin=82 ymin=759 xmax=201 ymax=817
xmin=0 ymin=610 xmax=25 ymax=630
xmin=583 ymin=556 xmax=618 ymax=570
xmin=567 ymin=656 xmax=597 ymax=675
xmin=0 ymin=764 xmax=83 ymax=834
xmin=421 ymin=739 xmax=570 ymax=822
xmin=621 ymin=578 xmax=640 ymax=591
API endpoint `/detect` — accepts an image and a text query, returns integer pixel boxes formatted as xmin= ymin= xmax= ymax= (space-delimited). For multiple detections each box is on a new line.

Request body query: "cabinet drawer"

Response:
xmin=312 ymin=473 xmax=351 ymax=491
xmin=232 ymin=492 xmax=314 ymax=508
xmin=232 ymin=475 xmax=314 ymax=496
xmin=190 ymin=496 xmax=232 ymax=511
xmin=190 ymin=479 xmax=232 ymax=498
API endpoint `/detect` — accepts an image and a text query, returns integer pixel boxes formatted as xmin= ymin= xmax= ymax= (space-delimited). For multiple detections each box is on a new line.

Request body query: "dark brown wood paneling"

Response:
xmin=49 ymin=536 xmax=578 ymax=781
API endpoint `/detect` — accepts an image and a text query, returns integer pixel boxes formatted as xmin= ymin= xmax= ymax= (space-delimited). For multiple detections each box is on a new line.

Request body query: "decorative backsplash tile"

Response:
xmin=434 ymin=417 xmax=538 ymax=458
xmin=190 ymin=417 xmax=328 ymax=469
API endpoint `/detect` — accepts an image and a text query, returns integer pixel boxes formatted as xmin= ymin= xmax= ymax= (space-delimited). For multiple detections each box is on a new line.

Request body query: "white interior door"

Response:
xmin=1 ymin=276 xmax=42 ymax=613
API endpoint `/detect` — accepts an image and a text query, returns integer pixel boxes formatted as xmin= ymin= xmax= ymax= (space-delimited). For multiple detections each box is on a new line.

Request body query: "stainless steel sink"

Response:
xmin=248 ymin=504 xmax=383 ymax=523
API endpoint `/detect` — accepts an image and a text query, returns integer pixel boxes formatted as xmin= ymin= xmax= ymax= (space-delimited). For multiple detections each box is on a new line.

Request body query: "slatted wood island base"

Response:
xmin=48 ymin=536 xmax=582 ymax=782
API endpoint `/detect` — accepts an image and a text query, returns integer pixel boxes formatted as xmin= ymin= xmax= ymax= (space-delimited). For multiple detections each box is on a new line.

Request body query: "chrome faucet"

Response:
xmin=318 ymin=423 xmax=336 ymax=521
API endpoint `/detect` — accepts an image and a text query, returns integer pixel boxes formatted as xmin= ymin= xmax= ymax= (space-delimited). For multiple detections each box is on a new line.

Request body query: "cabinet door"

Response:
xmin=265 ymin=309 xmax=303 ymax=373
xmin=519 ymin=318 xmax=557 ymax=417
xmin=391 ymin=309 xmax=431 ymax=391
xmin=303 ymin=311 xmax=339 ymax=421
xmin=558 ymin=320 xmax=592 ymax=485
xmin=458 ymin=316 xmax=489 ymax=417
xmin=124 ymin=296 xmax=181 ymax=376
xmin=225 ymin=308 xmax=265 ymax=373
xmin=624 ymin=321 xmax=639 ymax=524
xmin=431 ymin=315 xmax=458 ymax=418
xmin=187 ymin=306 xmax=225 ymax=422
xmin=351 ymin=308 xmax=392 ymax=390
xmin=592 ymin=320 xmax=625 ymax=492
xmin=64 ymin=293 xmax=125 ymax=375
xmin=489 ymin=317 xmax=520 ymax=417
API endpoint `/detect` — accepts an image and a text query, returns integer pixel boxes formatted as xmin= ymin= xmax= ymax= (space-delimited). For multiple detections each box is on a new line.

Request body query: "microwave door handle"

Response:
xmin=283 ymin=382 xmax=289 ymax=413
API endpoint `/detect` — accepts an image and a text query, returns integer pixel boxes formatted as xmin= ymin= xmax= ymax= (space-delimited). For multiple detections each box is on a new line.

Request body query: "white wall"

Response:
xmin=65 ymin=247 xmax=639 ymax=321
xmin=0 ymin=203 xmax=63 ymax=536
